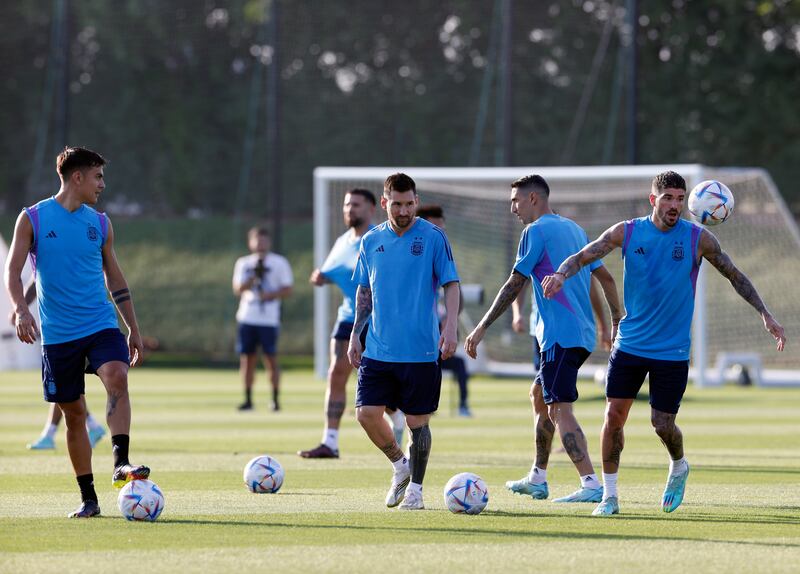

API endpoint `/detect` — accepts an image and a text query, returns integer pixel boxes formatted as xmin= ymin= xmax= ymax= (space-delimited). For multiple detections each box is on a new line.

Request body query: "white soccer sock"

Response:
xmin=669 ymin=457 xmax=688 ymax=476
xmin=602 ymin=472 xmax=618 ymax=499
xmin=41 ymin=423 xmax=57 ymax=439
xmin=322 ymin=428 xmax=339 ymax=450
xmin=528 ymin=465 xmax=547 ymax=484
xmin=85 ymin=413 xmax=101 ymax=431
xmin=581 ymin=473 xmax=601 ymax=489
xmin=391 ymin=456 xmax=409 ymax=474
xmin=387 ymin=409 xmax=405 ymax=433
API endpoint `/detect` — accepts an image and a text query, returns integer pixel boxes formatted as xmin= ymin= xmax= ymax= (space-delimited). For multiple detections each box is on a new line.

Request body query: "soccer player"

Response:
xmin=464 ymin=174 xmax=621 ymax=504
xmin=232 ymin=227 xmax=293 ymax=411
xmin=298 ymin=189 xmax=377 ymax=458
xmin=4 ymin=146 xmax=149 ymax=518
xmin=348 ymin=173 xmax=460 ymax=510
xmin=416 ymin=204 xmax=473 ymax=417
xmin=542 ymin=170 xmax=786 ymax=516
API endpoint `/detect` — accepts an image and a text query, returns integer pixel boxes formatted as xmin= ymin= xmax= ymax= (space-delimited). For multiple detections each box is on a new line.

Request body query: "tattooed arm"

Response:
xmin=541 ymin=222 xmax=626 ymax=299
xmin=699 ymin=229 xmax=786 ymax=351
xmin=464 ymin=271 xmax=528 ymax=359
xmin=347 ymin=284 xmax=373 ymax=368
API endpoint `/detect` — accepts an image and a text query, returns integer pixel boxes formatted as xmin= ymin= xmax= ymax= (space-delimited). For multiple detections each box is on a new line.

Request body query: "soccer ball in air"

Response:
xmin=688 ymin=180 xmax=734 ymax=226
xmin=243 ymin=455 xmax=284 ymax=493
xmin=117 ymin=479 xmax=165 ymax=521
xmin=443 ymin=472 xmax=489 ymax=515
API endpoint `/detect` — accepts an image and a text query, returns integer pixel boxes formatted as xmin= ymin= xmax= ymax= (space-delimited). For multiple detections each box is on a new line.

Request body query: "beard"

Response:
xmin=347 ymin=215 xmax=364 ymax=229
xmin=392 ymin=215 xmax=413 ymax=229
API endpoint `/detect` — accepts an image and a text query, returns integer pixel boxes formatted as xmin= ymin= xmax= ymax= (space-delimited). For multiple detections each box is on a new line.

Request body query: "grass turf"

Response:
xmin=1 ymin=367 xmax=799 ymax=573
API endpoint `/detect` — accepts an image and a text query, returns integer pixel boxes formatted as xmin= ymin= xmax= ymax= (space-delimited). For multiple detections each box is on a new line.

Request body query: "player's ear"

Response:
xmin=648 ymin=192 xmax=657 ymax=207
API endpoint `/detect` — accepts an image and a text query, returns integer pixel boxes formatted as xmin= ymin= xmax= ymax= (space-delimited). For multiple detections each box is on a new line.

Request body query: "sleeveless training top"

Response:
xmin=25 ymin=197 xmax=118 ymax=344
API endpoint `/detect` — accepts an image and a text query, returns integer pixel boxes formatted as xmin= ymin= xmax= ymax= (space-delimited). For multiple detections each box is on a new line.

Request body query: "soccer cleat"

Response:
xmin=88 ymin=426 xmax=106 ymax=448
xmin=297 ymin=443 xmax=339 ymax=459
xmin=385 ymin=466 xmax=411 ymax=508
xmin=398 ymin=489 xmax=424 ymax=510
xmin=271 ymin=399 xmax=281 ymax=412
xmin=112 ymin=464 xmax=150 ymax=489
xmin=592 ymin=496 xmax=620 ymax=516
xmin=458 ymin=406 xmax=473 ymax=418
xmin=27 ymin=435 xmax=55 ymax=450
xmin=68 ymin=499 xmax=101 ymax=518
xmin=237 ymin=402 xmax=253 ymax=411
xmin=661 ymin=464 xmax=690 ymax=513
xmin=505 ymin=477 xmax=549 ymax=500
xmin=553 ymin=486 xmax=604 ymax=503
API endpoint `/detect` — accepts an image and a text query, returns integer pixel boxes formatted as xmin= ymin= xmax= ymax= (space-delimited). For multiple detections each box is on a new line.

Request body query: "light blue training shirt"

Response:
xmin=25 ymin=197 xmax=118 ymax=344
xmin=320 ymin=227 xmax=373 ymax=323
xmin=354 ymin=217 xmax=460 ymax=362
xmin=513 ymin=214 xmax=601 ymax=353
xmin=616 ymin=216 xmax=702 ymax=361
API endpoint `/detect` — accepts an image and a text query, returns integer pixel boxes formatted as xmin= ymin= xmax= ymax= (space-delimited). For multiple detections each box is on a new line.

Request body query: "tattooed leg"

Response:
xmin=356 ymin=405 xmax=403 ymax=461
xmin=531 ymin=384 xmax=554 ymax=468
xmin=651 ymin=409 xmax=684 ymax=460
xmin=325 ymin=339 xmax=352 ymax=429
xmin=554 ymin=402 xmax=595 ymax=476
xmin=601 ymin=398 xmax=634 ymax=474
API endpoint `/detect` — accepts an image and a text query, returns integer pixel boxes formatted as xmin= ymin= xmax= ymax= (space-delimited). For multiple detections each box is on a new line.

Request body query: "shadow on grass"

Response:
xmin=154 ymin=513 xmax=800 ymax=549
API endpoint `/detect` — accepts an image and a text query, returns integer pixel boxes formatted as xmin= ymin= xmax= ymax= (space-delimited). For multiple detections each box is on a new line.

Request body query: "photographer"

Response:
xmin=232 ymin=227 xmax=293 ymax=411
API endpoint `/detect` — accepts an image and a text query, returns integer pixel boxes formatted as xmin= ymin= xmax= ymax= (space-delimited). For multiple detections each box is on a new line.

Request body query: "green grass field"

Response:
xmin=1 ymin=367 xmax=799 ymax=573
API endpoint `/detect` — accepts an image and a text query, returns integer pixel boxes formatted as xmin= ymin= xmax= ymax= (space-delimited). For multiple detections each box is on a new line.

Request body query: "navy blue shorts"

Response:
xmin=41 ymin=328 xmax=129 ymax=403
xmin=356 ymin=357 xmax=441 ymax=415
xmin=534 ymin=343 xmax=590 ymax=404
xmin=330 ymin=320 xmax=368 ymax=348
xmin=237 ymin=323 xmax=278 ymax=355
xmin=605 ymin=348 xmax=689 ymax=414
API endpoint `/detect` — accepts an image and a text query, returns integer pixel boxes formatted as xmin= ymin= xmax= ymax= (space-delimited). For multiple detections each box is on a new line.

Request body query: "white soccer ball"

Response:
xmin=443 ymin=472 xmax=489 ymax=515
xmin=243 ymin=455 xmax=284 ymax=493
xmin=117 ymin=479 xmax=165 ymax=521
xmin=688 ymin=180 xmax=734 ymax=226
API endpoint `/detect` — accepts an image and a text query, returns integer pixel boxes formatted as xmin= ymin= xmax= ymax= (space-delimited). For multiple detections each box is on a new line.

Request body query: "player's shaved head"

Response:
xmin=511 ymin=174 xmax=550 ymax=198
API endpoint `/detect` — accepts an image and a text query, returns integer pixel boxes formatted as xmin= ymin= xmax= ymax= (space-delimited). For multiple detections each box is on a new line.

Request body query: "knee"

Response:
xmin=605 ymin=407 xmax=627 ymax=430
xmin=356 ymin=407 xmax=377 ymax=428
xmin=60 ymin=401 xmax=87 ymax=426
xmin=103 ymin=366 xmax=129 ymax=396
xmin=329 ymin=359 xmax=351 ymax=382
xmin=651 ymin=415 xmax=676 ymax=437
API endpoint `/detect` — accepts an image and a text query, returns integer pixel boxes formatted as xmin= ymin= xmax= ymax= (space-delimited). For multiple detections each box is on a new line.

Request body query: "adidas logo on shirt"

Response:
xmin=45 ymin=230 xmax=57 ymax=238
xmin=634 ymin=247 xmax=645 ymax=255
xmin=375 ymin=245 xmax=385 ymax=253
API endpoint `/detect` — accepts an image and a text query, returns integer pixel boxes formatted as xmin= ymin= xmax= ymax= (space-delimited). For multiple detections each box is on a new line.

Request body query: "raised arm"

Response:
xmin=347 ymin=284 xmax=373 ymax=368
xmin=542 ymin=222 xmax=626 ymax=299
xmin=591 ymin=265 xmax=623 ymax=349
xmin=3 ymin=211 xmax=39 ymax=343
xmin=101 ymin=217 xmax=144 ymax=366
xmin=698 ymin=229 xmax=785 ymax=351
xmin=464 ymin=271 xmax=528 ymax=359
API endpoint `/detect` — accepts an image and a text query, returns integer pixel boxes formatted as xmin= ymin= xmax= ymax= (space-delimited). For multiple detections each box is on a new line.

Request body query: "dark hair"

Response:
xmin=347 ymin=188 xmax=376 ymax=206
xmin=652 ymin=171 xmax=686 ymax=192
xmin=56 ymin=146 xmax=106 ymax=179
xmin=416 ymin=204 xmax=444 ymax=220
xmin=511 ymin=174 xmax=550 ymax=197
xmin=384 ymin=173 xmax=416 ymax=195
xmin=248 ymin=226 xmax=270 ymax=238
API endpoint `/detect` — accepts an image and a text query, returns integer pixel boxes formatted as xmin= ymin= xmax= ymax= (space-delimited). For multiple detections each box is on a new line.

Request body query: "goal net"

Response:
xmin=313 ymin=165 xmax=800 ymax=386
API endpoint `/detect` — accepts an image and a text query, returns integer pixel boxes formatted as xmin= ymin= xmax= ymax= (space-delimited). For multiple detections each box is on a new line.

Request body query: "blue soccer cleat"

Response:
xmin=553 ymin=486 xmax=604 ymax=503
xmin=88 ymin=426 xmax=106 ymax=448
xmin=592 ymin=496 xmax=620 ymax=516
xmin=27 ymin=435 xmax=55 ymax=450
xmin=505 ymin=477 xmax=549 ymax=500
xmin=661 ymin=464 xmax=690 ymax=513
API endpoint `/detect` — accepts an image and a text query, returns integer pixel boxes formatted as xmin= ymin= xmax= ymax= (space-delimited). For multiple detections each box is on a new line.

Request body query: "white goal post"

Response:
xmin=313 ymin=165 xmax=800 ymax=387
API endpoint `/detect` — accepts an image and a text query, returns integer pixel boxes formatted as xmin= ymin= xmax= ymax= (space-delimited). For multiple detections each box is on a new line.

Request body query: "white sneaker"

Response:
xmin=385 ymin=466 xmax=411 ymax=508
xmin=398 ymin=488 xmax=424 ymax=510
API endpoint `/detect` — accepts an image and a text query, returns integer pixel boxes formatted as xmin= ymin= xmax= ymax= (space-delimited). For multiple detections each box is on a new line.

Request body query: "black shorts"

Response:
xmin=237 ymin=324 xmax=278 ymax=355
xmin=331 ymin=320 xmax=368 ymax=348
xmin=605 ymin=348 xmax=689 ymax=414
xmin=534 ymin=343 xmax=590 ymax=404
xmin=41 ymin=328 xmax=129 ymax=403
xmin=355 ymin=357 xmax=441 ymax=415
